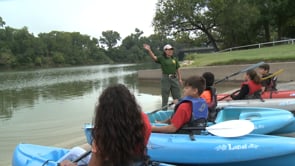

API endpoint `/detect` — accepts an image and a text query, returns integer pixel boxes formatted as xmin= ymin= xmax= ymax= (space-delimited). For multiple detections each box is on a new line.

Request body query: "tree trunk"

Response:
xmin=203 ymin=29 xmax=219 ymax=52
xmin=263 ymin=22 xmax=271 ymax=41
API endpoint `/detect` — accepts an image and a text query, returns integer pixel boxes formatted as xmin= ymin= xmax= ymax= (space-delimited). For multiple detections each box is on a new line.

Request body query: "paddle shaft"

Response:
xmin=57 ymin=150 xmax=91 ymax=166
xmin=217 ymin=89 xmax=240 ymax=101
xmin=214 ymin=61 xmax=265 ymax=84
xmin=73 ymin=150 xmax=92 ymax=163
xmin=183 ymin=126 xmax=242 ymax=130
xmin=147 ymin=102 xmax=174 ymax=115
xmin=182 ymin=126 xmax=210 ymax=130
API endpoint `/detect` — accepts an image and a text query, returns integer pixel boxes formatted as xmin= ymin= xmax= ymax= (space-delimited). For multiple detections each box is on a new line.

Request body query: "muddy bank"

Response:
xmin=138 ymin=62 xmax=295 ymax=82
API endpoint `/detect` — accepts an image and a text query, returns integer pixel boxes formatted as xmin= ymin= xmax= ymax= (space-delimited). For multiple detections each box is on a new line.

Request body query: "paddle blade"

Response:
xmin=206 ymin=120 xmax=254 ymax=137
xmin=261 ymin=69 xmax=284 ymax=81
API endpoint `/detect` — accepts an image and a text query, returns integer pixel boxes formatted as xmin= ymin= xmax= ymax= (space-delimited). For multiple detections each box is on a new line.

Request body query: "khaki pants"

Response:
xmin=161 ymin=75 xmax=181 ymax=109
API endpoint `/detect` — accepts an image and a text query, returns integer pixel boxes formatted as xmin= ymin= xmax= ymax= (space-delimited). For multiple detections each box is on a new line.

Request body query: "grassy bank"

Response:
xmin=185 ymin=44 xmax=295 ymax=67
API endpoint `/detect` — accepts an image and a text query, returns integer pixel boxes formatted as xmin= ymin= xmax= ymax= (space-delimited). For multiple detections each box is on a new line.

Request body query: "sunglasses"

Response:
xmin=165 ymin=48 xmax=174 ymax=50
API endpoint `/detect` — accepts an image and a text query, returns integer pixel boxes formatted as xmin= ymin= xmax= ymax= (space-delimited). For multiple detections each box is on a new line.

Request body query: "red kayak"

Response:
xmin=218 ymin=89 xmax=295 ymax=101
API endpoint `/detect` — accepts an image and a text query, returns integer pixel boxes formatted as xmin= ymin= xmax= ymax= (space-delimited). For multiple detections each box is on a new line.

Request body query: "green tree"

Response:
xmin=119 ymin=28 xmax=148 ymax=62
xmin=253 ymin=0 xmax=295 ymax=41
xmin=283 ymin=19 xmax=295 ymax=37
xmin=0 ymin=16 xmax=5 ymax=28
xmin=214 ymin=0 xmax=260 ymax=48
xmin=99 ymin=30 xmax=121 ymax=49
xmin=253 ymin=0 xmax=276 ymax=41
xmin=267 ymin=0 xmax=295 ymax=39
xmin=34 ymin=56 xmax=42 ymax=66
xmin=52 ymin=52 xmax=65 ymax=64
xmin=0 ymin=48 xmax=15 ymax=67
xmin=153 ymin=0 xmax=220 ymax=51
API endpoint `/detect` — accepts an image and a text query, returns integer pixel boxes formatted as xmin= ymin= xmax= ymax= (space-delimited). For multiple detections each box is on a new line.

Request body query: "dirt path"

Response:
xmin=138 ymin=62 xmax=295 ymax=82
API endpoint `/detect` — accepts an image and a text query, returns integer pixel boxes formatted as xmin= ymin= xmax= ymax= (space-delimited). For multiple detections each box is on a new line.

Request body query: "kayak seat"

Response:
xmin=239 ymin=112 xmax=262 ymax=120
xmin=215 ymin=108 xmax=241 ymax=122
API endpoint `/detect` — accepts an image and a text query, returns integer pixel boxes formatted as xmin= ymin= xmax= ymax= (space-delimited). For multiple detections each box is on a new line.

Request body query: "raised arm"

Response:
xmin=143 ymin=44 xmax=157 ymax=61
xmin=176 ymin=68 xmax=183 ymax=86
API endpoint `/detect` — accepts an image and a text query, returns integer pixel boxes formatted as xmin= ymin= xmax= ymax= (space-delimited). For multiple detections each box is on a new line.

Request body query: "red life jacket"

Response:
xmin=242 ymin=80 xmax=262 ymax=95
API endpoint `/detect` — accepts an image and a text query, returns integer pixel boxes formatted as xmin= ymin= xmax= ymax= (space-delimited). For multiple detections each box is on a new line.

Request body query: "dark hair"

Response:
xmin=247 ymin=69 xmax=261 ymax=84
xmin=258 ymin=64 xmax=270 ymax=71
xmin=92 ymin=84 xmax=146 ymax=165
xmin=184 ymin=76 xmax=206 ymax=95
xmin=202 ymin=72 xmax=215 ymax=87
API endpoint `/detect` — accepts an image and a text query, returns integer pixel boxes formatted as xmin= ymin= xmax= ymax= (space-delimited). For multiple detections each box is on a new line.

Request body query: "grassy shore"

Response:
xmin=184 ymin=44 xmax=295 ymax=67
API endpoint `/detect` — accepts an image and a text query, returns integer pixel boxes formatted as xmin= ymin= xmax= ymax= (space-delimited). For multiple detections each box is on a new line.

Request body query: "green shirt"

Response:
xmin=156 ymin=56 xmax=180 ymax=74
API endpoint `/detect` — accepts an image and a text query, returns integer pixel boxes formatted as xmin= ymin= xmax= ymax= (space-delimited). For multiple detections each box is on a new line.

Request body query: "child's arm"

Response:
xmin=155 ymin=118 xmax=171 ymax=124
xmin=152 ymin=124 xmax=178 ymax=133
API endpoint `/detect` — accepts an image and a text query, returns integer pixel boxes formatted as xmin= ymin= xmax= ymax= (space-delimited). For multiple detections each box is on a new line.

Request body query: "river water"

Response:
xmin=0 ymin=64 xmax=292 ymax=165
xmin=0 ymin=64 xmax=159 ymax=165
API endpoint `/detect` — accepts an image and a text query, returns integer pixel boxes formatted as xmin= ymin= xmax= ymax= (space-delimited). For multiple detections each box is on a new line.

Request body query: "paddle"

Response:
xmin=57 ymin=149 xmax=91 ymax=166
xmin=217 ymin=69 xmax=285 ymax=101
xmin=147 ymin=102 xmax=174 ymax=115
xmin=214 ymin=61 xmax=265 ymax=84
xmin=217 ymin=89 xmax=240 ymax=101
xmin=182 ymin=119 xmax=254 ymax=137
xmin=73 ymin=150 xmax=91 ymax=163
xmin=261 ymin=69 xmax=284 ymax=80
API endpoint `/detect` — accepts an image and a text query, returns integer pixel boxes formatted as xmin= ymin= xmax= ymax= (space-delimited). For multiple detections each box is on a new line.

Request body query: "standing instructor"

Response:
xmin=143 ymin=43 xmax=182 ymax=109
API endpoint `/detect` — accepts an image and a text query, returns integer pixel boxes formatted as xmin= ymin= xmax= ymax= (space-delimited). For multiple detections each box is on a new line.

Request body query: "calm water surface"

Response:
xmin=0 ymin=64 xmax=254 ymax=165
xmin=0 ymin=64 xmax=158 ymax=165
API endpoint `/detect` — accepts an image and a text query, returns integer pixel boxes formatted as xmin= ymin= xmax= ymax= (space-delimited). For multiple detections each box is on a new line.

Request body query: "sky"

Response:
xmin=0 ymin=0 xmax=158 ymax=39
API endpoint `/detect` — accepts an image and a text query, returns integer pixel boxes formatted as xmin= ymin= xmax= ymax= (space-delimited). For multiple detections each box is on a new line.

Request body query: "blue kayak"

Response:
xmin=84 ymin=124 xmax=295 ymax=165
xmin=271 ymin=116 xmax=295 ymax=135
xmin=85 ymin=106 xmax=287 ymax=144
xmin=148 ymin=106 xmax=294 ymax=134
xmin=12 ymin=143 xmax=174 ymax=166
xmin=148 ymin=133 xmax=295 ymax=165
xmin=82 ymin=106 xmax=295 ymax=165
xmin=12 ymin=144 xmax=69 ymax=166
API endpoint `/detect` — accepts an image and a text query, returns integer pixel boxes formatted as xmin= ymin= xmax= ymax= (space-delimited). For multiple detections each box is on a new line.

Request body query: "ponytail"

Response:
xmin=247 ymin=69 xmax=261 ymax=84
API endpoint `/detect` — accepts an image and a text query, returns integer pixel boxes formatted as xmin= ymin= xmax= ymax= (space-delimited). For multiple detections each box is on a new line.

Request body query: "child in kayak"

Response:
xmin=152 ymin=76 xmax=208 ymax=134
xmin=258 ymin=63 xmax=278 ymax=92
xmin=59 ymin=84 xmax=152 ymax=166
xmin=201 ymin=72 xmax=217 ymax=122
xmin=231 ymin=69 xmax=262 ymax=100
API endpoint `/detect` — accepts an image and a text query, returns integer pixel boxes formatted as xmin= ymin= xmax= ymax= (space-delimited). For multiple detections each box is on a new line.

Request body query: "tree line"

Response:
xmin=0 ymin=22 xmax=169 ymax=69
xmin=154 ymin=0 xmax=295 ymax=51
xmin=1 ymin=0 xmax=294 ymax=69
